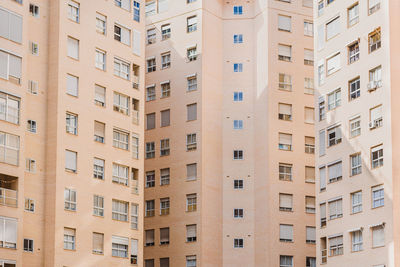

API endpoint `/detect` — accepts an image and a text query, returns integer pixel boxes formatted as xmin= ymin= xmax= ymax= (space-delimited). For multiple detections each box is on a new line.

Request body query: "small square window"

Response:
xmin=233 ymin=6 xmax=243 ymax=15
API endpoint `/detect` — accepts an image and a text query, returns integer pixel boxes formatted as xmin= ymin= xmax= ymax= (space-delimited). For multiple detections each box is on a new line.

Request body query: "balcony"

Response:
xmin=0 ymin=174 xmax=18 ymax=207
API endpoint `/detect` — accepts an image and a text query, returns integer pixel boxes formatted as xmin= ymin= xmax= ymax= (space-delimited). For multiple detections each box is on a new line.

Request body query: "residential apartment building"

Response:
xmin=0 ymin=0 xmax=145 ymax=266
xmin=315 ymin=0 xmax=400 ymax=266
xmin=144 ymin=0 xmax=315 ymax=266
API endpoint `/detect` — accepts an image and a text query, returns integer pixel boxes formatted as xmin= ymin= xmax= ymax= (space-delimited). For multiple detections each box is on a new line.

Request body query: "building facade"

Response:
xmin=143 ymin=0 xmax=315 ymax=266
xmin=0 ymin=0 xmax=145 ymax=266
xmin=315 ymin=0 xmax=399 ymax=266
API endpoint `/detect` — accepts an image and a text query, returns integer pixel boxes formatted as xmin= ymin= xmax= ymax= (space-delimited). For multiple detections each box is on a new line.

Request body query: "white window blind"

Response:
xmin=328 ymin=198 xmax=342 ymax=218
xmin=120 ymin=0 xmax=131 ymax=10
xmin=95 ymin=85 xmax=105 ymax=105
xmin=326 ymin=16 xmax=340 ymax=40
xmin=304 ymin=49 xmax=314 ymax=61
xmin=279 ymin=133 xmax=292 ymax=145
xmin=65 ymin=150 xmax=77 ymax=171
xmin=146 ymin=230 xmax=154 ymax=244
xmin=328 ymin=161 xmax=342 ymax=182
xmin=280 ymin=224 xmax=293 ymax=241
xmin=112 ymin=235 xmax=129 ymax=245
xmin=187 ymin=103 xmax=197 ymax=121
xmin=279 ymin=103 xmax=291 ymax=115
xmin=326 ymin=53 xmax=341 ymax=75
xmin=120 ymin=26 xmax=131 ymax=46
xmin=278 ymin=44 xmax=291 ymax=57
xmin=92 ymin=233 xmax=103 ymax=253
xmin=0 ymin=216 xmax=17 ymax=248
xmin=187 ymin=163 xmax=197 ymax=180
xmin=161 ymin=109 xmax=170 ymax=127
xmin=133 ymin=30 xmax=141 ymax=56
xmin=158 ymin=0 xmax=169 ymax=13
xmin=278 ymin=15 xmax=291 ymax=31
xmin=279 ymin=194 xmax=293 ymax=210
xmin=305 ymin=107 xmax=314 ymax=123
xmin=320 ymin=202 xmax=326 ymax=221
xmin=187 ymin=225 xmax=196 ymax=238
xmin=66 ymin=74 xmax=78 ymax=96
xmin=94 ymin=121 xmax=105 ymax=138
xmin=67 ymin=37 xmax=79 ymax=59
xmin=320 ymin=166 xmax=326 ymax=190
xmin=370 ymin=106 xmax=382 ymax=121
xmin=187 ymin=16 xmax=197 ymax=27
xmin=131 ymin=239 xmax=138 ymax=256
xmin=317 ymin=24 xmax=325 ymax=50
xmin=306 ymin=227 xmax=316 ymax=242
xmin=372 ymin=226 xmax=384 ymax=247
xmin=0 ymin=7 xmax=23 ymax=43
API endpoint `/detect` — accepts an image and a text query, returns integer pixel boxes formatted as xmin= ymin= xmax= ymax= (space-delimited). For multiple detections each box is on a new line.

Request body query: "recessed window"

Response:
xmin=23 ymin=238 xmax=34 ymax=252
xmin=187 ymin=163 xmax=197 ymax=181
xmin=306 ymin=226 xmax=316 ymax=244
xmin=94 ymin=84 xmax=106 ymax=106
xmin=29 ymin=4 xmax=39 ymax=17
xmin=114 ymin=58 xmax=130 ymax=80
xmin=94 ymin=121 xmax=105 ymax=143
xmin=278 ymin=133 xmax=292 ymax=151
xmin=233 ymin=120 xmax=243 ymax=129
xmin=187 ymin=103 xmax=197 ymax=121
xmin=326 ymin=53 xmax=341 ymax=76
xmin=234 ymin=179 xmax=243 ymax=189
xmin=93 ymin=158 xmax=104 ymax=180
xmin=327 ymin=89 xmax=341 ymax=110
xmin=278 ymin=15 xmax=291 ymax=32
xmin=233 ymin=6 xmax=243 ymax=15
xmin=160 ymin=199 xmax=170 ymax=216
xmin=349 ymin=116 xmax=361 ymax=138
xmin=145 ymin=1 xmax=156 ymax=16
xmin=145 ymin=171 xmax=155 ymax=188
xmin=278 ymin=44 xmax=292 ymax=62
xmin=234 ymin=208 xmax=243 ymax=218
xmin=233 ymin=150 xmax=243 ymax=160
xmin=146 ymin=142 xmax=155 ymax=158
xmin=279 ymin=163 xmax=292 ymax=181
xmin=187 ymin=46 xmax=197 ymax=61
xmin=161 ymin=81 xmax=171 ymax=98
xmin=369 ymin=105 xmax=383 ymax=129
xmin=304 ymin=107 xmax=314 ymax=124
xmin=348 ymin=3 xmax=359 ymax=27
xmin=146 ymin=85 xmax=156 ymax=101
xmin=372 ymin=184 xmax=384 ymax=208
xmin=161 ymin=109 xmax=170 ymax=127
xmin=368 ymin=0 xmax=381 ymax=15
xmin=145 ymin=230 xmax=155 ymax=246
xmin=348 ymin=41 xmax=359 ymax=64
xmin=147 ymin=57 xmax=156 ymax=72
xmin=111 ymin=236 xmax=129 ymax=258
xmin=279 ymin=193 xmax=293 ymax=211
xmin=350 ymin=153 xmax=362 ymax=176
xmin=187 ymin=133 xmax=197 ymax=151
xmin=65 ymin=150 xmax=77 ymax=172
xmin=186 ymin=225 xmax=197 ymax=242
xmin=133 ymin=1 xmax=140 ymax=22
xmin=328 ymin=161 xmax=342 ymax=183
xmin=66 ymin=74 xmax=78 ymax=96
xmin=234 ymin=63 xmax=243 ymax=72
xmin=305 ymin=196 xmax=316 ymax=213
xmin=161 ymin=52 xmax=171 ymax=69
xmin=66 ymin=113 xmax=78 ymax=135
xmin=96 ymin=13 xmax=106 ymax=34
xmin=329 ymin=235 xmax=343 ymax=256
xmin=368 ymin=66 xmax=382 ymax=91
xmin=304 ymin=20 xmax=313 ymax=36
xmin=112 ymin=199 xmax=128 ymax=221
xmin=24 ymin=198 xmax=35 ymax=212
xmin=186 ymin=194 xmax=197 ymax=212
xmin=280 ymin=256 xmax=293 ymax=267
xmin=279 ymin=224 xmax=293 ymax=242
xmin=351 ymin=191 xmax=362 ymax=213
xmin=349 ymin=77 xmax=360 ymax=100
xmin=234 ymin=238 xmax=244 ymax=248
xmin=145 ymin=200 xmax=155 ymax=217
xmin=112 ymin=129 xmax=129 ymax=150
xmin=371 ymin=144 xmax=383 ymax=169
xmin=161 ymin=24 xmax=171 ymax=40
xmin=187 ymin=75 xmax=197 ymax=91
xmin=278 ymin=103 xmax=292 ymax=121
xmin=369 ymin=28 xmax=381 ymax=53
xmin=234 ymin=34 xmax=243 ymax=43
xmin=67 ymin=1 xmax=79 ymax=22
xmin=234 ymin=92 xmax=243 ymax=101
xmin=305 ymin=136 xmax=315 ymax=154
xmin=372 ymin=224 xmax=385 ymax=248
xmin=95 ymin=49 xmax=106 ymax=70
xmin=0 ymin=93 xmax=20 ymax=124
xmin=93 ymin=195 xmax=104 ymax=216
xmin=186 ymin=256 xmax=196 ymax=267
xmin=279 ymin=74 xmax=292 ymax=91
xmin=187 ymin=16 xmax=197 ymax=32
xmin=64 ymin=228 xmax=76 ymax=250
xmin=305 ymin=166 xmax=315 ymax=183
xmin=160 ymin=139 xmax=170 ymax=156
xmin=64 ymin=188 xmax=77 ymax=211
xmin=160 ymin=168 xmax=170 ymax=185
xmin=112 ymin=163 xmax=129 ymax=186
xmin=92 ymin=232 xmax=104 ymax=254
xmin=328 ymin=198 xmax=342 ymax=219
xmin=326 ymin=16 xmax=340 ymax=40
xmin=67 ymin=37 xmax=79 ymax=59
xmin=147 ymin=28 xmax=156 ymax=44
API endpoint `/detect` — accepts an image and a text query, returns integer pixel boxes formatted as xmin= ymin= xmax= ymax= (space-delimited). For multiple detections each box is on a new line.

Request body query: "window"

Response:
xmin=329 ymin=235 xmax=343 ymax=256
xmin=93 ymin=158 xmax=104 ymax=180
xmin=306 ymin=226 xmax=316 ymax=244
xmin=0 ymin=216 xmax=16 ymax=249
xmin=158 ymin=0 xmax=168 ymax=13
xmin=304 ymin=78 xmax=314 ymax=95
xmin=132 ymin=134 xmax=139 ymax=159
xmin=160 ymin=198 xmax=170 ymax=215
xmin=145 ymin=200 xmax=155 ymax=217
xmin=112 ymin=199 xmax=128 ymax=221
xmin=64 ymin=228 xmax=75 ymax=250
xmin=147 ymin=58 xmax=156 ymax=73
xmin=279 ymin=193 xmax=293 ymax=211
xmin=159 ymin=228 xmax=170 ymax=246
xmin=187 ymin=0 xmax=197 ymax=3
xmin=160 ymin=138 xmax=170 ymax=156
xmin=319 ymin=166 xmax=326 ymax=191
xmin=319 ymin=129 xmax=326 ymax=155
xmin=187 ymin=46 xmax=197 ymax=61
xmin=328 ymin=161 xmax=342 ymax=183
xmin=326 ymin=16 xmax=340 ymax=40
xmin=112 ymin=163 xmax=129 ymax=185
xmin=0 ymin=7 xmax=23 ymax=43
xmin=28 ymin=80 xmax=38 ymax=95
xmin=372 ymin=225 xmax=385 ymax=247
xmin=278 ymin=133 xmax=292 ymax=151
xmin=65 ymin=150 xmax=77 ymax=172
xmin=234 ymin=179 xmax=243 ymax=189
xmin=0 ymin=93 xmax=20 ymax=124
xmin=303 ymin=0 xmax=312 ymax=7
xmin=186 ymin=194 xmax=197 ymax=212
xmin=93 ymin=195 xmax=104 ymax=216
xmin=306 ymin=196 xmax=316 ymax=213
xmin=234 ymin=92 xmax=243 ymax=101
xmin=326 ymin=53 xmax=341 ymax=75
xmin=306 ymin=257 xmax=316 ymax=267
xmin=187 ymin=16 xmax=197 ymax=32
xmin=161 ymin=109 xmax=170 ymax=127
xmin=349 ymin=230 xmax=363 ymax=252
xmin=27 ymin=120 xmax=37 ymax=133
xmin=279 ymin=163 xmax=292 ymax=181
xmin=279 ymin=73 xmax=292 ymax=91
xmin=328 ymin=198 xmax=343 ymax=219
xmin=94 ymin=84 xmax=105 ymax=106
xmin=305 ymin=137 xmax=315 ymax=154
xmin=64 ymin=188 xmax=76 ymax=211
xmin=234 ymin=63 xmax=243 ymax=72
xmin=233 ymin=150 xmax=243 ymax=160
xmin=278 ymin=15 xmax=291 ymax=32
xmin=278 ymin=44 xmax=292 ymax=62
xmin=233 ymin=5 xmax=243 ymax=15
xmin=145 ymin=1 xmax=156 ymax=16
xmin=348 ymin=41 xmax=360 ymax=64
xmin=112 ymin=236 xmax=129 ymax=258
xmin=94 ymin=121 xmax=105 ymax=143
xmin=95 ymin=49 xmax=106 ymax=70
xmin=234 ymin=238 xmax=244 ymax=248
xmin=114 ymin=58 xmax=130 ymax=80
xmin=65 ymin=113 xmax=77 ymax=135
xmin=234 ymin=34 xmax=243 ymax=44
xmin=133 ymin=1 xmax=140 ymax=22
xmin=304 ymin=20 xmax=313 ymax=36
xmin=280 ymin=224 xmax=293 ymax=242
xmin=146 ymin=142 xmax=155 ymax=158
xmin=305 ymin=107 xmax=315 ymax=124
xmin=160 ymin=168 xmax=170 ymax=185
xmin=371 ymin=145 xmax=383 ymax=169
xmin=113 ymin=129 xmax=129 ymax=150
xmin=147 ymin=29 xmax=156 ymax=45
xmin=369 ymin=0 xmax=381 ymax=14
xmin=280 ymin=256 xmax=293 ymax=267
xmin=21 ymin=197 xmax=34 ymax=213
xmin=67 ymin=37 xmax=79 ymax=59
xmin=187 ymin=163 xmax=197 ymax=181
xmin=66 ymin=74 xmax=79 ymax=97
xmin=26 ymin=158 xmax=36 ymax=173
xmin=187 ymin=103 xmax=197 ymax=121
xmin=278 ymin=103 xmax=292 ymax=121
xmin=29 ymin=41 xmax=39 ymax=55
xmin=187 ymin=75 xmax=197 ymax=91
xmin=187 ymin=133 xmax=197 ymax=151
xmin=92 ymin=232 xmax=103 ymax=254
xmin=23 ymin=238 xmax=33 ymax=252
xmin=161 ymin=82 xmax=170 ymax=98
xmin=233 ymin=120 xmax=243 ymax=129
xmin=29 ymin=4 xmax=39 ymax=17
xmin=145 ymin=86 xmax=156 ymax=102
xmin=370 ymin=105 xmax=383 ymax=130
xmin=0 ymin=131 xmax=19 ymax=166
xmin=186 ymin=225 xmax=197 ymax=242
xmin=327 ymin=125 xmax=342 ymax=146
xmin=320 ymin=202 xmax=326 ymax=227
xmin=349 ymin=116 xmax=361 ymax=138
xmin=145 ymin=230 xmax=155 ymax=247
xmin=145 ymin=171 xmax=155 ymax=188
xmin=369 ymin=66 xmax=382 ymax=92
xmin=372 ymin=185 xmax=384 ymax=208
xmin=349 ymin=77 xmax=360 ymax=100
xmin=351 ymin=191 xmax=362 ymax=213
xmin=96 ymin=13 xmax=106 ymax=34
xmin=131 ymin=204 xmax=139 ymax=229
xmin=161 ymin=24 xmax=171 ymax=40
xmin=304 ymin=49 xmax=314 ymax=66
xmin=186 ymin=256 xmax=196 ymax=267
xmin=305 ymin=165 xmax=315 ymax=183
xmin=350 ymin=153 xmax=362 ymax=176
xmin=369 ymin=28 xmax=381 ymax=53
xmin=347 ymin=3 xmax=359 ymax=27
xmin=161 ymin=52 xmax=171 ymax=69
xmin=234 ymin=208 xmax=243 ymax=218
xmin=68 ymin=1 xmax=79 ymax=22
xmin=318 ymin=63 xmax=325 ymax=86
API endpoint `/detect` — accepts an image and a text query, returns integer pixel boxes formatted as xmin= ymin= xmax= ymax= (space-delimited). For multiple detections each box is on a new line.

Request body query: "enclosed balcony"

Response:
xmin=0 ymin=174 xmax=18 ymax=207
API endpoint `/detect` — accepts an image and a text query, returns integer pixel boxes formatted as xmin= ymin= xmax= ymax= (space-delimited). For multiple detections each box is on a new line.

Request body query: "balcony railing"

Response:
xmin=0 ymin=187 xmax=17 ymax=207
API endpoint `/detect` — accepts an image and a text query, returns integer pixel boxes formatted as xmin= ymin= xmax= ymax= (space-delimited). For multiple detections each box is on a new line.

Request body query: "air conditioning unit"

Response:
xmin=374 ymin=117 xmax=382 ymax=128
xmin=375 ymin=80 xmax=383 ymax=88
xmin=367 ymin=81 xmax=377 ymax=92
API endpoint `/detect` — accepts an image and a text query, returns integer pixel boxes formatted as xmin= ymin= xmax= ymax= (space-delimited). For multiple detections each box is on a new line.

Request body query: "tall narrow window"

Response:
xmin=326 ymin=16 xmax=340 ymax=40
xmin=92 ymin=232 xmax=104 ymax=254
xmin=348 ymin=3 xmax=359 ymax=26
xmin=64 ymin=188 xmax=77 ymax=211
xmin=67 ymin=37 xmax=79 ymax=59
xmin=66 ymin=74 xmax=78 ymax=96
xmin=351 ymin=191 xmax=362 ymax=213
xmin=349 ymin=77 xmax=360 ymax=100
xmin=93 ymin=158 xmax=105 ymax=180
xmin=187 ymin=16 xmax=197 ymax=32
xmin=94 ymin=121 xmax=105 ymax=143
xmin=371 ymin=145 xmax=383 ymax=169
xmin=350 ymin=153 xmax=362 ymax=176
xmin=68 ymin=1 xmax=79 ymax=22
xmin=65 ymin=150 xmax=77 ymax=172
xmin=96 ymin=13 xmax=106 ymax=34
